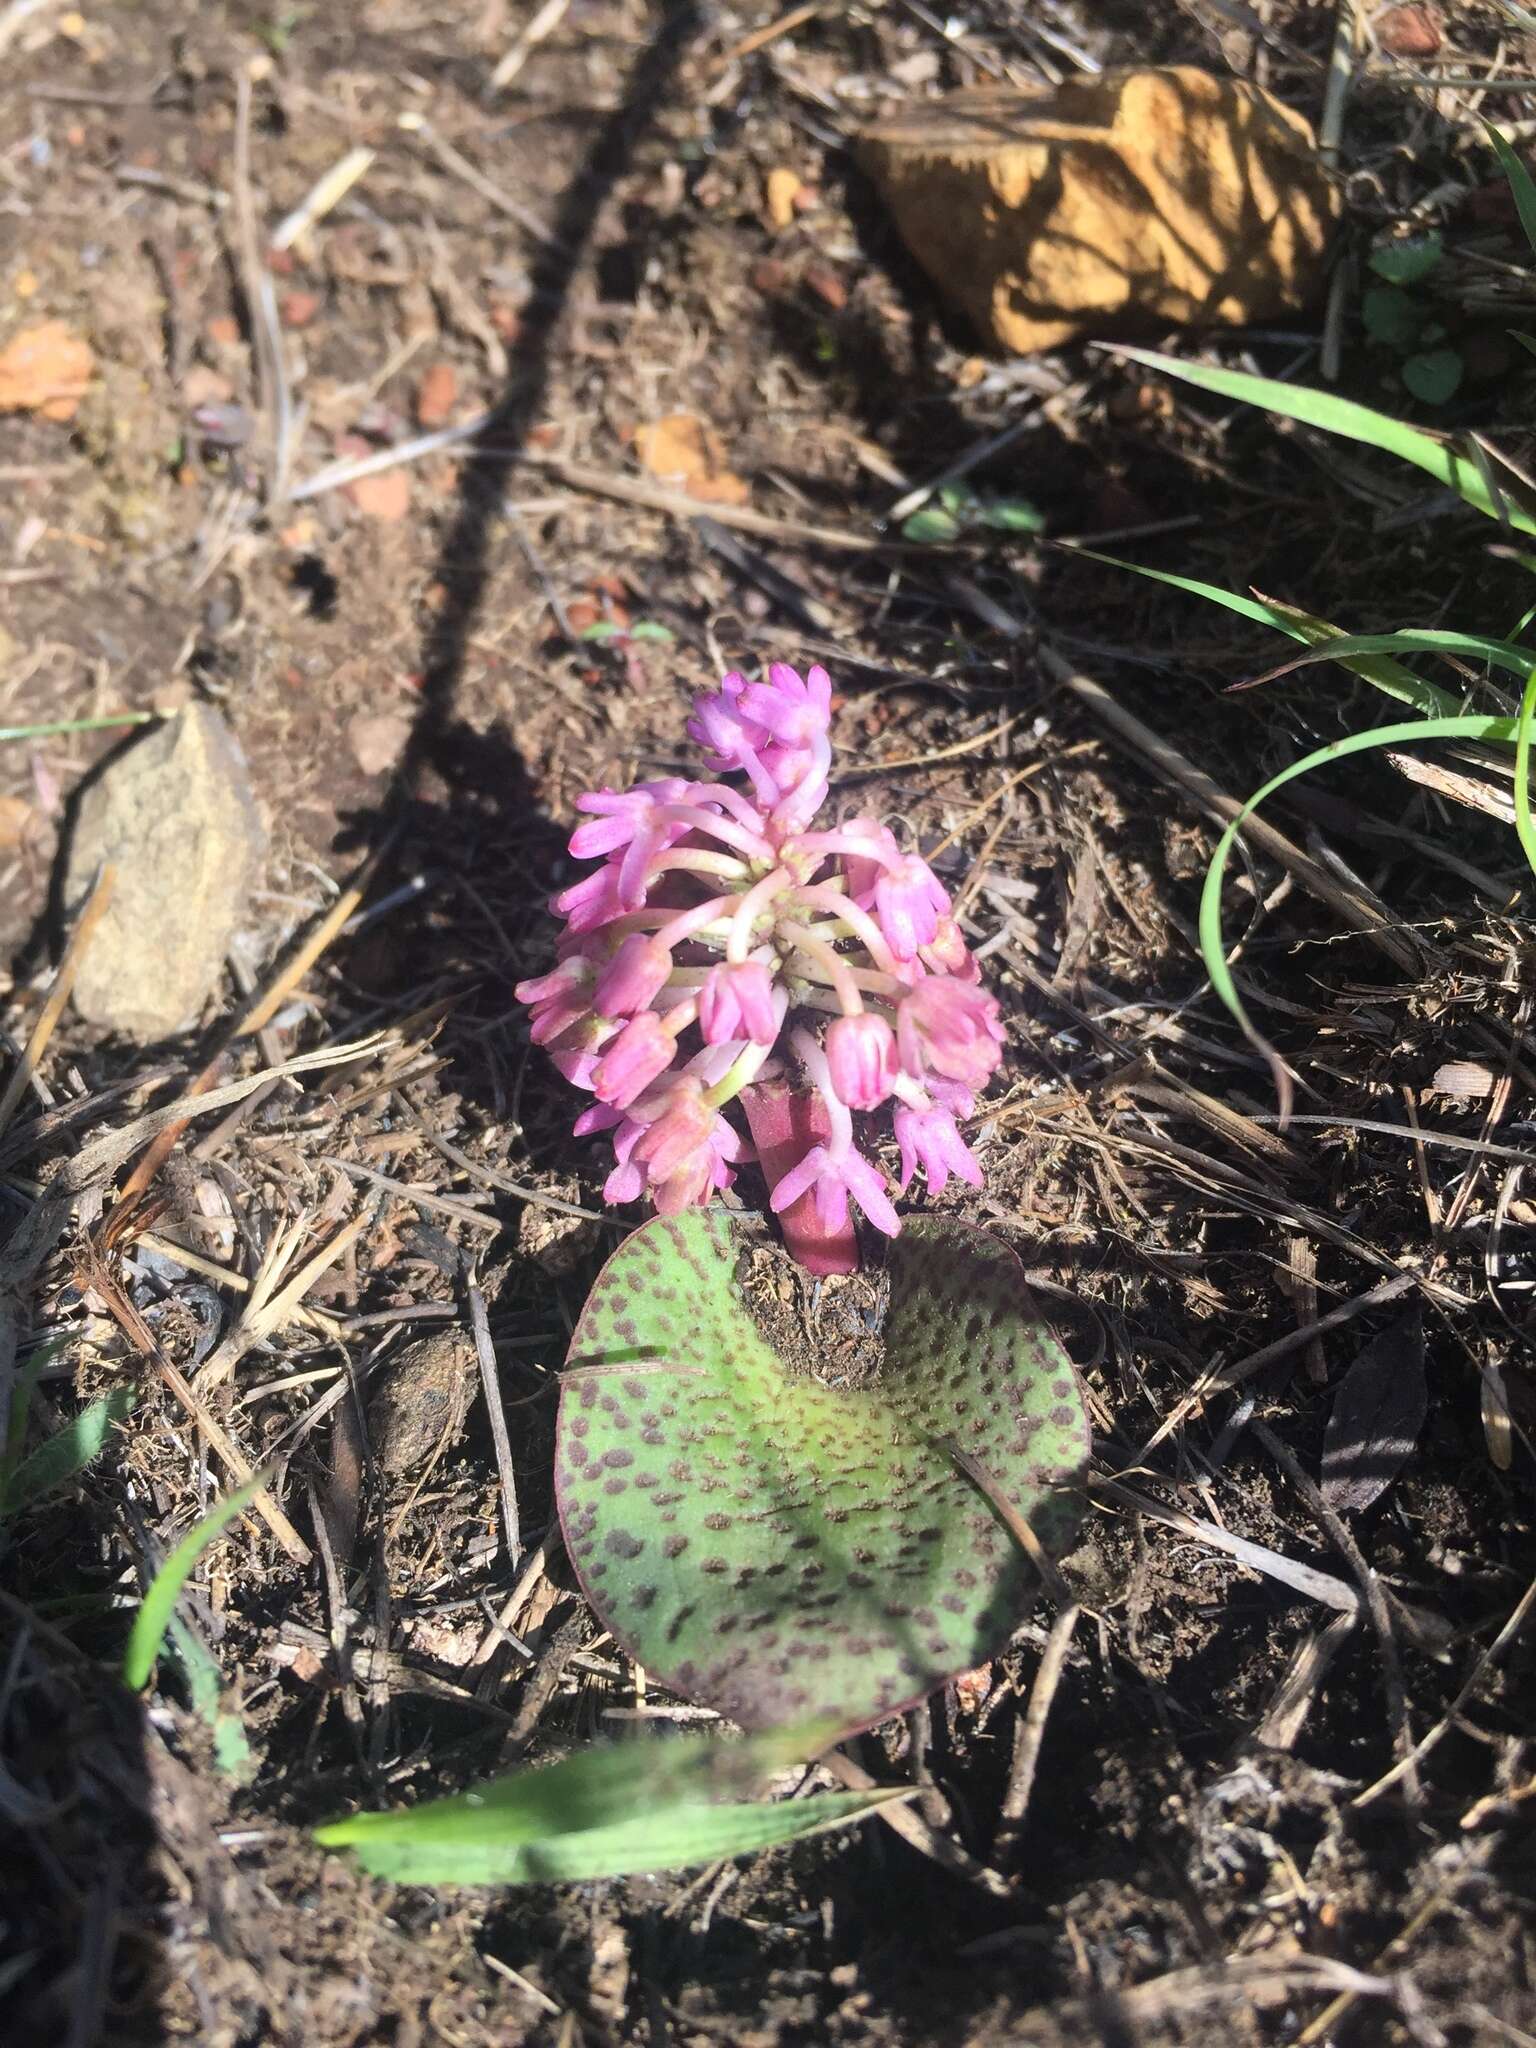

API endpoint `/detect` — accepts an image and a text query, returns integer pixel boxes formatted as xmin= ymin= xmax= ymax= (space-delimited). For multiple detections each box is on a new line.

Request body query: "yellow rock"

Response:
xmin=858 ymin=68 xmax=1339 ymax=354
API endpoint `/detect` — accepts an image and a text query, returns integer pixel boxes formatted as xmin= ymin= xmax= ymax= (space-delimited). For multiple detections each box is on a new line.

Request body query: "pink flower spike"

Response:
xmin=874 ymin=853 xmax=950 ymax=960
xmin=825 ymin=1011 xmax=898 ymax=1111
xmin=896 ymin=977 xmax=1006 ymax=1089
xmin=593 ymin=934 xmax=672 ymax=1017
xmin=769 ymin=1142 xmax=900 ymax=1239
xmin=592 ymin=1012 xmax=676 ymax=1108
xmin=698 ymin=959 xmax=778 ymax=1045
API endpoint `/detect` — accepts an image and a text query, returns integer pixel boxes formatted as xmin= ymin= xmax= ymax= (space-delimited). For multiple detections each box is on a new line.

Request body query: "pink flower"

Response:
xmin=893 ymin=1102 xmax=983 ymax=1195
xmin=552 ymin=863 xmax=626 ymax=935
xmin=918 ymin=915 xmax=977 ymax=981
xmin=592 ymin=1012 xmax=675 ymax=1108
xmin=825 ymin=1011 xmax=898 ymax=1110
xmin=736 ymin=662 xmax=831 ymax=748
xmin=593 ymin=934 xmax=672 ymax=1017
xmin=698 ymin=959 xmax=778 ymax=1045
xmin=896 ymin=978 xmax=1005 ymax=1088
xmin=874 ymin=853 xmax=950 ymax=961
xmin=569 ymin=781 xmax=691 ymax=910
xmin=632 ymin=1079 xmax=742 ymax=1212
xmin=686 ymin=672 xmax=770 ymax=774
xmin=839 ymin=818 xmax=902 ymax=908
xmin=768 ymin=1141 xmax=900 ymax=1238
xmin=602 ymin=1117 xmax=648 ymax=1203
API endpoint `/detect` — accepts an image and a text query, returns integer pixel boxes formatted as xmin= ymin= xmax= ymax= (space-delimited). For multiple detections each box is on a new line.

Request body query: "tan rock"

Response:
xmin=63 ymin=705 xmax=267 ymax=1039
xmin=858 ymin=68 xmax=1339 ymax=354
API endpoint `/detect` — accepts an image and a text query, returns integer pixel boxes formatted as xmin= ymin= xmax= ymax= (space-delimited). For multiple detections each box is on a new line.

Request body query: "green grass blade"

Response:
xmin=1246 ymin=628 xmax=1536 ymax=688
xmin=1 ymin=1387 xmax=136 ymax=1518
xmin=167 ymin=1613 xmax=255 ymax=1779
xmin=316 ymin=1721 xmax=905 ymax=1885
xmin=0 ymin=714 xmax=153 ymax=743
xmin=122 ymin=1475 xmax=260 ymax=1689
xmin=1076 ymin=548 xmax=1462 ymax=715
xmin=1201 ymin=713 xmax=1522 ymax=1056
xmin=1484 ymin=121 xmax=1536 ymax=264
xmin=1514 ymin=668 xmax=1536 ymax=881
xmin=1114 ymin=347 xmax=1536 ymax=536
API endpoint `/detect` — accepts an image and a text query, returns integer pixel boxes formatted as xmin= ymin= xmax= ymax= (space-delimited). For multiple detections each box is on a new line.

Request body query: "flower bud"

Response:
xmin=825 ymin=1011 xmax=898 ymax=1111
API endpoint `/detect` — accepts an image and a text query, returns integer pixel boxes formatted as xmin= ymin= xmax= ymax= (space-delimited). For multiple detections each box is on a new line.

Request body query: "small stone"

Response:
xmin=367 ymin=1329 xmax=474 ymax=1477
xmin=279 ymin=288 xmax=322 ymax=329
xmin=62 ymin=704 xmax=267 ymax=1039
xmin=346 ymin=709 xmax=411 ymax=777
xmin=765 ymin=166 xmax=802 ymax=232
xmin=858 ymin=68 xmax=1339 ymax=354
xmin=1375 ymin=5 xmax=1442 ymax=58
xmin=414 ymin=360 xmax=458 ymax=428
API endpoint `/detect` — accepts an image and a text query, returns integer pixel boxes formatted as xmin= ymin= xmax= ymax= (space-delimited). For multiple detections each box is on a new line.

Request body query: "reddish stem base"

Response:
xmin=740 ymin=1079 xmax=858 ymax=1276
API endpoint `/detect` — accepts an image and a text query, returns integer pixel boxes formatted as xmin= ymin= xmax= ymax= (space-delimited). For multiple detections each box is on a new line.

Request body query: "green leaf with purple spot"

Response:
xmin=555 ymin=1210 xmax=1089 ymax=1731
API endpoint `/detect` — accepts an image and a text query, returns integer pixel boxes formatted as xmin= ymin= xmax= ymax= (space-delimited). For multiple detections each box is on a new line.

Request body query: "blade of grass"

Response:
xmin=1202 ymin=713 xmax=1523 ymax=1070
xmin=0 ymin=1386 xmax=136 ymax=1519
xmin=122 ymin=1474 xmax=260 ymax=1689
xmin=1070 ymin=547 xmax=1461 ymax=716
xmin=1112 ymin=347 xmax=1536 ymax=536
xmin=167 ymin=1612 xmax=254 ymax=1779
xmin=1485 ymin=121 xmax=1536 ymax=264
xmin=0 ymin=1331 xmax=69 ymax=1479
xmin=1513 ymin=666 xmax=1536 ymax=879
xmin=1243 ymin=628 xmax=1536 ymax=689
xmin=0 ymin=714 xmax=153 ymax=743
xmin=316 ymin=1721 xmax=906 ymax=1885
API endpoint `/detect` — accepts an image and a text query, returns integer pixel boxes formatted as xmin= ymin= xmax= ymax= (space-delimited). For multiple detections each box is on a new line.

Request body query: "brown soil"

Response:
xmin=2 ymin=3 xmax=1535 ymax=2044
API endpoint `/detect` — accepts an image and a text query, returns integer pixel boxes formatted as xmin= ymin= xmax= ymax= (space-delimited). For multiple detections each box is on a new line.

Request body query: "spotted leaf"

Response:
xmin=555 ymin=1210 xmax=1089 ymax=1731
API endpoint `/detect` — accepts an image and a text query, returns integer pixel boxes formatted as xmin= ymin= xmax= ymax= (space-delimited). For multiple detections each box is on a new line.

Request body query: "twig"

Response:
xmin=468 ymin=1278 xmax=521 ymax=1565
xmin=396 ymin=1089 xmax=614 ymax=1225
xmin=1319 ymin=0 xmax=1362 ymax=167
xmin=1257 ymin=1610 xmax=1359 ymax=1750
xmin=1248 ymin=1418 xmax=1420 ymax=1800
xmin=885 ymin=414 xmax=1035 ymax=527
xmin=1038 ymin=645 xmax=1423 ymax=974
xmin=291 ymin=433 xmax=880 ymax=552
xmin=946 ymin=1440 xmax=1077 ymax=1605
xmin=994 ymin=1601 xmax=1080 ymax=1857
xmin=1134 ymin=1273 xmax=1418 ymax=1460
xmin=719 ymin=1 xmax=823 ymax=64
xmin=832 ymin=714 xmax=1025 ymax=782
xmin=1354 ymin=1567 xmax=1536 ymax=1807
xmin=0 ymin=865 xmax=114 ymax=1145
xmin=270 ymin=145 xmax=376 ymax=253
xmin=232 ymin=70 xmax=294 ymax=509
xmin=487 ymin=0 xmax=572 ymax=93
xmin=116 ymin=841 xmax=389 ymax=1207
xmin=820 ymin=1750 xmax=1010 ymax=1898
xmin=323 ymin=1156 xmax=502 ymax=1232
xmin=401 ymin=113 xmax=561 ymax=249
xmin=1090 ymin=1474 xmax=1360 ymax=1614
